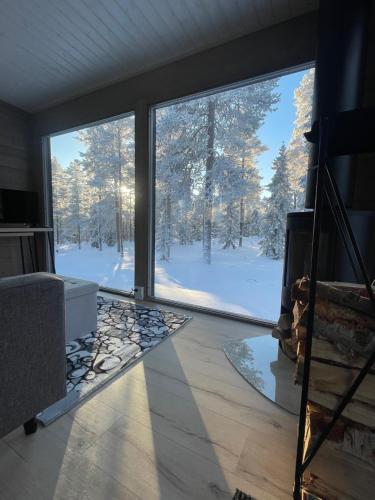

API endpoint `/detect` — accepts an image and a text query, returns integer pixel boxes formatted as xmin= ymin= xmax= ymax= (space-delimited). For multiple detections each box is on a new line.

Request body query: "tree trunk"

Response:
xmin=98 ymin=194 xmax=102 ymax=251
xmin=56 ymin=216 xmax=60 ymax=246
xmin=114 ymin=128 xmax=124 ymax=257
xmin=166 ymin=192 xmax=171 ymax=259
xmin=118 ymin=159 xmax=124 ymax=258
xmin=115 ymin=179 xmax=121 ymax=253
xmin=239 ymin=157 xmax=245 ymax=247
xmin=77 ymin=224 xmax=81 ymax=250
xmin=129 ymin=192 xmax=133 ymax=241
xmin=203 ymin=99 xmax=215 ymax=265
xmin=159 ymin=194 xmax=170 ymax=261
xmin=222 ymin=203 xmax=236 ymax=250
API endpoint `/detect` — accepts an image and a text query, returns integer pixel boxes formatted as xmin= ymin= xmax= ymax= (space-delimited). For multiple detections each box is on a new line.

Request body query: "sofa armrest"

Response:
xmin=0 ymin=273 xmax=66 ymax=437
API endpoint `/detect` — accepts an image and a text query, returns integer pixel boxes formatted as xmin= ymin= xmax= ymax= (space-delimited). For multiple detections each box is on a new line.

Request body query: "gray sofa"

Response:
xmin=0 ymin=273 xmax=67 ymax=438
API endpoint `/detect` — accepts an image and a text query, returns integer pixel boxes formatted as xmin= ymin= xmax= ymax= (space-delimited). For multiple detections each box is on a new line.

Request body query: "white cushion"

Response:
xmin=58 ymin=275 xmax=99 ymax=300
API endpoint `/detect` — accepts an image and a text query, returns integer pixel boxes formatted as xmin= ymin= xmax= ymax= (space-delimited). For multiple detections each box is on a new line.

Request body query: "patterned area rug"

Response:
xmin=38 ymin=296 xmax=191 ymax=425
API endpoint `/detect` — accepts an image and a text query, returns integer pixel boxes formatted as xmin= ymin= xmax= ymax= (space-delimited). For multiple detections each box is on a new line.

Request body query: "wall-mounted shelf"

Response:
xmin=0 ymin=227 xmax=54 ymax=274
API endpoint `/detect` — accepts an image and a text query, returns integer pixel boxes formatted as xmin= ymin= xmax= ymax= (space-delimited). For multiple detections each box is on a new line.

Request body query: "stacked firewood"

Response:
xmin=272 ymin=312 xmax=297 ymax=361
xmin=292 ymin=278 xmax=375 ymax=500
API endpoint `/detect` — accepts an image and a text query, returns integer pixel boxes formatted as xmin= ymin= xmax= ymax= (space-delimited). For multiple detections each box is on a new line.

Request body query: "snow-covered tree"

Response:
xmin=51 ymin=156 xmax=68 ymax=246
xmin=260 ymin=143 xmax=292 ymax=259
xmin=204 ymin=82 xmax=279 ymax=259
xmin=78 ymin=116 xmax=135 ymax=255
xmin=154 ymin=105 xmax=196 ymax=260
xmin=65 ymin=160 xmax=89 ymax=249
xmin=287 ymin=69 xmax=314 ymax=210
xmin=154 ymin=79 xmax=279 ymax=262
xmin=248 ymin=208 xmax=262 ymax=236
xmin=238 ymin=141 xmax=264 ymax=245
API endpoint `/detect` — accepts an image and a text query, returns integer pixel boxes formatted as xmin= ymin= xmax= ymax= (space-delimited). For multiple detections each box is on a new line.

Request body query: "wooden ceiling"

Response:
xmin=0 ymin=0 xmax=317 ymax=112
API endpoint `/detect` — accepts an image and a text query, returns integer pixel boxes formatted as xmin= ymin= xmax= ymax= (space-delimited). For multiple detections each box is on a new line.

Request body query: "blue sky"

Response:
xmin=51 ymin=130 xmax=83 ymax=169
xmin=257 ymin=69 xmax=307 ymax=189
xmin=51 ymin=68 xmax=307 ymax=190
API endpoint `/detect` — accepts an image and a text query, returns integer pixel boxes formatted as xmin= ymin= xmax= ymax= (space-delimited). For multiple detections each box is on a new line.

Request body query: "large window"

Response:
xmin=50 ymin=114 xmax=135 ymax=292
xmin=152 ymin=68 xmax=314 ymax=321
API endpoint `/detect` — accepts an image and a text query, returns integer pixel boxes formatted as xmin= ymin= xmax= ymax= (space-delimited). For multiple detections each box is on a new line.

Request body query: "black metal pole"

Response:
xmin=293 ymin=117 xmax=328 ymax=499
xmin=324 ymin=185 xmax=361 ymax=282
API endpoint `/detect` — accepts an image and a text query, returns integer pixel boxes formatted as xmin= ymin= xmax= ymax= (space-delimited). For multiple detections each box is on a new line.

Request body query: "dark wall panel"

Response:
xmin=0 ymin=100 xmax=34 ymax=275
xmin=352 ymin=7 xmax=375 ymax=210
xmin=0 ymin=100 xmax=33 ymax=191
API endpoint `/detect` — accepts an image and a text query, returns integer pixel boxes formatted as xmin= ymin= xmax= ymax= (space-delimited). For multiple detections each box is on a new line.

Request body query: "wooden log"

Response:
xmin=291 ymin=276 xmax=309 ymax=302
xmin=301 ymin=431 xmax=375 ymax=500
xmin=297 ymin=340 xmax=305 ymax=358
xmin=280 ymin=338 xmax=297 ymax=361
xmin=312 ymin=337 xmax=371 ymax=370
xmin=272 ymin=325 xmax=290 ymax=340
xmin=303 ymin=360 xmax=375 ymax=408
xmin=305 ymin=402 xmax=375 ymax=467
xmin=302 ymin=474 xmax=338 ymax=500
xmin=301 ymin=484 xmax=326 ymax=500
xmin=308 ymin=390 xmax=375 ymax=429
xmin=278 ymin=312 xmax=292 ymax=331
xmin=313 ymin=315 xmax=375 ymax=361
xmin=302 ymin=472 xmax=346 ymax=500
xmin=315 ymin=298 xmax=375 ymax=328
xmin=296 ymin=325 xmax=307 ymax=341
xmin=295 ymin=354 xmax=304 ymax=384
xmin=293 ymin=300 xmax=308 ymax=329
xmin=292 ymin=279 xmax=375 ymax=316
xmin=291 ymin=280 xmax=375 ymax=358
xmin=292 ymin=302 xmax=375 ymax=361
xmin=316 ymin=281 xmax=375 ymax=318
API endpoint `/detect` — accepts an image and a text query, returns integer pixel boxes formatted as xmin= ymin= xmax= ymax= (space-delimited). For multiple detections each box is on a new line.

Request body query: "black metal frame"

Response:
xmin=293 ymin=108 xmax=375 ymax=498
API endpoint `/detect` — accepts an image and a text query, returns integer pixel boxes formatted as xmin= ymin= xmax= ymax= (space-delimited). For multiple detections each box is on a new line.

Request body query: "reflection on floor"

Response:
xmin=224 ymin=335 xmax=301 ymax=415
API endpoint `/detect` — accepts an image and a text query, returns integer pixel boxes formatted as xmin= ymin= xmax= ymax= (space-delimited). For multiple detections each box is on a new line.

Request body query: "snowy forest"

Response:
xmin=52 ymin=69 xmax=314 ymax=320
xmin=155 ymin=69 xmax=313 ymax=263
xmin=52 ymin=114 xmax=135 ymax=255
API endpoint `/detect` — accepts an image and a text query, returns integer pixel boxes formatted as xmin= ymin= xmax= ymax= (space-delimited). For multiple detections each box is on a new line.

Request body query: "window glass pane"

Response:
xmin=153 ymin=68 xmax=314 ymax=321
xmin=50 ymin=114 xmax=135 ymax=292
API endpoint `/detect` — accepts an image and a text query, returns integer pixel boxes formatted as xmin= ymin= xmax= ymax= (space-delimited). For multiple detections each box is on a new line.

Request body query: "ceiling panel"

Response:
xmin=0 ymin=0 xmax=317 ymax=112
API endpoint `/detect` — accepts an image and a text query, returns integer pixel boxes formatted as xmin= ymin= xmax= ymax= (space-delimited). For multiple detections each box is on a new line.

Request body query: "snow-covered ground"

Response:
xmin=56 ymin=237 xmax=283 ymax=321
xmin=56 ymin=242 xmax=135 ymax=291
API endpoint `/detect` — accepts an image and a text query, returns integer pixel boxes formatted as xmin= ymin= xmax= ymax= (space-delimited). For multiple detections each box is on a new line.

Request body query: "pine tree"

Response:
xmin=209 ymin=83 xmax=277 ymax=255
xmin=260 ymin=143 xmax=292 ymax=259
xmin=154 ymin=78 xmax=279 ymax=262
xmin=248 ymin=208 xmax=262 ymax=236
xmin=287 ymin=69 xmax=314 ymax=210
xmin=156 ymin=194 xmax=171 ymax=261
xmin=203 ymin=97 xmax=216 ymax=263
xmin=65 ymin=160 xmax=89 ymax=249
xmin=51 ymin=156 xmax=69 ymax=246
xmin=238 ymin=143 xmax=264 ymax=245
xmin=78 ymin=116 xmax=135 ymax=254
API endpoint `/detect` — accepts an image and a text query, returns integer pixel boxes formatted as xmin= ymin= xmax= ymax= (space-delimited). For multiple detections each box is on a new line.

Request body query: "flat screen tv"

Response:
xmin=0 ymin=189 xmax=39 ymax=225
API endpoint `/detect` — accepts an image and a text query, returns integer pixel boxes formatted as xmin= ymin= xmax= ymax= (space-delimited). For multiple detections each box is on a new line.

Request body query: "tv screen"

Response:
xmin=0 ymin=189 xmax=38 ymax=225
